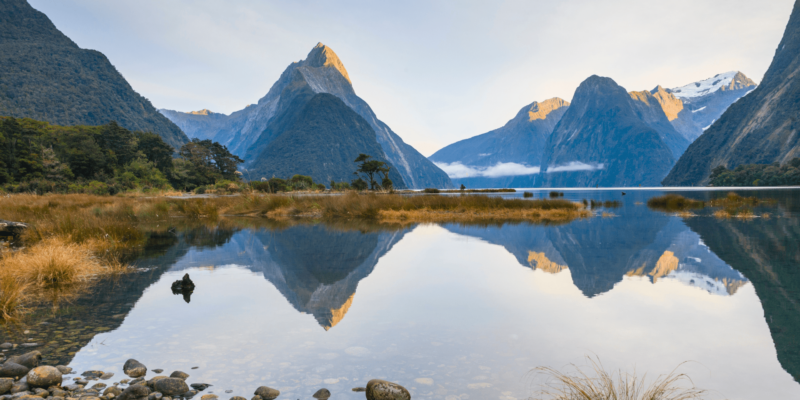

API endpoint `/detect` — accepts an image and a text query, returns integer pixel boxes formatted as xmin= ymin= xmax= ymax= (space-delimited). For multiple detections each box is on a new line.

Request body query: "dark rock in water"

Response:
xmin=152 ymin=370 xmax=164 ymax=374
xmin=253 ymin=386 xmax=279 ymax=400
xmin=82 ymin=371 xmax=104 ymax=379
xmin=90 ymin=383 xmax=107 ymax=390
xmin=75 ymin=378 xmax=89 ymax=385
xmin=352 ymin=387 xmax=366 ymax=392
xmin=0 ymin=362 xmax=29 ymax=378
xmin=229 ymin=397 xmax=246 ymax=400
xmin=79 ymin=396 xmax=101 ymax=400
xmin=250 ymin=395 xmax=263 ymax=400
xmin=63 ymin=384 xmax=82 ymax=391
xmin=123 ymin=360 xmax=147 ymax=378
xmin=365 ymin=379 xmax=410 ymax=400
xmin=146 ymin=376 xmax=168 ymax=389
xmin=100 ymin=372 xmax=114 ymax=380
xmin=199 ymin=395 xmax=217 ymax=400
xmin=312 ymin=388 xmax=331 ymax=399
xmin=55 ymin=366 xmax=71 ymax=375
xmin=103 ymin=387 xmax=123 ymax=397
xmin=189 ymin=384 xmax=211 ymax=391
xmin=0 ymin=343 xmax=11 ymax=349
xmin=171 ymin=274 xmax=195 ymax=303
xmin=153 ymin=378 xmax=190 ymax=397
xmin=50 ymin=389 xmax=67 ymax=397
xmin=117 ymin=385 xmax=151 ymax=400
xmin=0 ymin=378 xmax=12 ymax=395
xmin=169 ymin=371 xmax=188 ymax=381
xmin=10 ymin=380 xmax=28 ymax=394
xmin=7 ymin=351 xmax=42 ymax=369
xmin=26 ymin=366 xmax=62 ymax=388
xmin=190 ymin=367 xmax=198 ymax=370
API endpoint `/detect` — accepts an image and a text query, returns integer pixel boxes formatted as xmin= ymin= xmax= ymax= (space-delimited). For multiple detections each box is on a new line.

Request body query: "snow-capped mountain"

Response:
xmin=669 ymin=71 xmax=756 ymax=99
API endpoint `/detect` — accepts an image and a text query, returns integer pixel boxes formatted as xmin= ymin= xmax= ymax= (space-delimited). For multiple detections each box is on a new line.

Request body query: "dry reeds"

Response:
xmin=531 ymin=358 xmax=706 ymax=400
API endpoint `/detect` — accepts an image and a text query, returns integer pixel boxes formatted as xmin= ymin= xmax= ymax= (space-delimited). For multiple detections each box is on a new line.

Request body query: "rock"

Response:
xmin=10 ymin=381 xmax=28 ymax=394
xmin=167 ymin=372 xmax=187 ymax=381
xmin=145 ymin=377 xmax=167 ymax=389
xmin=229 ymin=397 xmax=246 ymax=400
xmin=152 ymin=379 xmax=189 ymax=397
xmin=0 ymin=344 xmax=12 ymax=349
xmin=82 ymin=372 xmax=104 ymax=379
xmin=122 ymin=360 xmax=146 ymax=379
xmin=26 ymin=367 xmax=62 ymax=388
xmin=31 ymin=389 xmax=48 ymax=397
xmin=62 ymin=385 xmax=82 ymax=392
xmin=6 ymin=352 xmax=41 ymax=369
xmin=252 ymin=387 xmax=279 ymax=400
xmin=250 ymin=396 xmax=262 ymax=400
xmin=77 ymin=396 xmax=100 ymax=400
xmin=0 ymin=363 xmax=28 ymax=378
xmin=199 ymin=395 xmax=217 ymax=400
xmin=50 ymin=389 xmax=67 ymax=398
xmin=365 ymin=380 xmax=410 ymax=400
xmin=116 ymin=385 xmax=150 ymax=400
xmin=147 ymin=393 xmax=162 ymax=400
xmin=102 ymin=387 xmax=122 ymax=397
xmin=74 ymin=379 xmax=88 ymax=386
xmin=89 ymin=384 xmax=106 ymax=390
xmin=188 ymin=384 xmax=210 ymax=392
xmin=128 ymin=379 xmax=144 ymax=386
xmin=352 ymin=387 xmax=366 ymax=392
xmin=0 ymin=378 xmax=12 ymax=395
xmin=100 ymin=373 xmax=114 ymax=380
xmin=162 ymin=397 xmax=171 ymax=400
xmin=119 ymin=380 xmax=129 ymax=385
xmin=151 ymin=370 xmax=163 ymax=375
xmin=52 ymin=397 xmax=65 ymax=400
xmin=170 ymin=274 xmax=195 ymax=303
xmin=312 ymin=388 xmax=330 ymax=399
xmin=181 ymin=390 xmax=197 ymax=399
xmin=55 ymin=367 xmax=72 ymax=375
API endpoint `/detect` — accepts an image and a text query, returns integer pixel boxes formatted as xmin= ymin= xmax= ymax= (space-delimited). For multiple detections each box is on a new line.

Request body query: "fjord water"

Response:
xmin=63 ymin=189 xmax=800 ymax=400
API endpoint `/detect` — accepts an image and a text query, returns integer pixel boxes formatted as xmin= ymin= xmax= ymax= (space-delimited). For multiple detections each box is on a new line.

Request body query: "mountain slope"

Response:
xmin=158 ymin=109 xmax=226 ymax=141
xmin=663 ymin=3 xmax=800 ymax=186
xmin=161 ymin=43 xmax=452 ymax=188
xmin=628 ymin=89 xmax=690 ymax=159
xmin=246 ymin=92 xmax=405 ymax=187
xmin=541 ymin=76 xmax=675 ymax=187
xmin=0 ymin=0 xmax=188 ymax=150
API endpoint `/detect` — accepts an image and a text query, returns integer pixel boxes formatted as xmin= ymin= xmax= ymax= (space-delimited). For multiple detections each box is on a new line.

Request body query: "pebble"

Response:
xmin=0 ymin=344 xmax=11 ymax=350
xmin=122 ymin=360 xmax=147 ymax=379
xmin=189 ymin=384 xmax=210 ymax=391
xmin=100 ymin=373 xmax=114 ymax=380
xmin=352 ymin=387 xmax=366 ymax=392
xmin=199 ymin=395 xmax=217 ymax=400
xmin=168 ymin=372 xmax=188 ymax=381
xmin=365 ymin=379 xmax=411 ymax=400
xmin=151 ymin=370 xmax=163 ymax=374
xmin=312 ymin=388 xmax=330 ymax=399
xmin=253 ymin=387 xmax=279 ymax=400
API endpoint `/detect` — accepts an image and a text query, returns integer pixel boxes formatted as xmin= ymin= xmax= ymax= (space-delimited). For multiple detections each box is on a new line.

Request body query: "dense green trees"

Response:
xmin=709 ymin=158 xmax=800 ymax=186
xmin=353 ymin=153 xmax=392 ymax=190
xmin=0 ymin=117 xmax=242 ymax=194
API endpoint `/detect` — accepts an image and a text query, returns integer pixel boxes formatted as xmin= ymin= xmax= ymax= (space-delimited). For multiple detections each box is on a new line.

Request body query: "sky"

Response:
xmin=29 ymin=0 xmax=795 ymax=156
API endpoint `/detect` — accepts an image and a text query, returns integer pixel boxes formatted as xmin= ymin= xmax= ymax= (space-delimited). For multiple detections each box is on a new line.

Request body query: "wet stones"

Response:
xmin=0 ymin=378 xmax=12 ymax=395
xmin=188 ymin=384 xmax=210 ymax=391
xmin=26 ymin=366 xmax=62 ymax=388
xmin=123 ymin=360 xmax=147 ymax=378
xmin=312 ymin=388 xmax=330 ymax=399
xmin=103 ymin=387 xmax=123 ymax=397
xmin=253 ymin=386 xmax=279 ymax=400
xmin=151 ymin=370 xmax=163 ymax=374
xmin=167 ymin=372 xmax=188 ymax=381
xmin=153 ymin=379 xmax=189 ymax=397
xmin=352 ymin=387 xmax=366 ymax=392
xmin=365 ymin=379 xmax=411 ymax=400
xmin=100 ymin=373 xmax=114 ymax=380
xmin=146 ymin=377 xmax=168 ymax=389
xmin=0 ymin=363 xmax=29 ymax=378
xmin=10 ymin=380 xmax=28 ymax=394
xmin=199 ymin=395 xmax=217 ymax=400
xmin=6 ymin=352 xmax=41 ymax=369
xmin=81 ymin=372 xmax=104 ymax=379
xmin=89 ymin=383 xmax=106 ymax=391
xmin=117 ymin=384 xmax=151 ymax=400
xmin=55 ymin=366 xmax=72 ymax=375
xmin=170 ymin=274 xmax=195 ymax=303
xmin=0 ymin=344 xmax=12 ymax=350
xmin=229 ymin=397 xmax=246 ymax=400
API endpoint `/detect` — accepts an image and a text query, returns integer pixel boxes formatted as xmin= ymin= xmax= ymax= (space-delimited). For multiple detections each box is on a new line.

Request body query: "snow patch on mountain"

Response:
xmin=670 ymin=71 xmax=739 ymax=99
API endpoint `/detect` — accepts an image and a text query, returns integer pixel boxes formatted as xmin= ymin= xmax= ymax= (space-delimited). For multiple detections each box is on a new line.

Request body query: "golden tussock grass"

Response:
xmin=675 ymin=211 xmax=696 ymax=218
xmin=531 ymin=357 xmax=706 ymax=400
xmin=646 ymin=194 xmax=705 ymax=212
xmin=713 ymin=209 xmax=731 ymax=219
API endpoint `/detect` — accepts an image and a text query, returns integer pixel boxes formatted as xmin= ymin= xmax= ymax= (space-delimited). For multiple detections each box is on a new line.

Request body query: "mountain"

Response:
xmin=428 ymin=98 xmax=569 ymax=188
xmin=662 ymin=1 xmax=800 ymax=186
xmin=541 ymin=75 xmax=676 ymax=187
xmin=158 ymin=109 xmax=227 ymax=141
xmin=0 ymin=0 xmax=188 ymax=150
xmin=246 ymin=92 xmax=405 ymax=187
xmin=628 ymin=89 xmax=691 ymax=158
xmin=161 ymin=43 xmax=453 ymax=189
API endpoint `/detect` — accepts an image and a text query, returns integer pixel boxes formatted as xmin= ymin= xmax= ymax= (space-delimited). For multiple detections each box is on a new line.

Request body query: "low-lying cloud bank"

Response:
xmin=434 ymin=161 xmax=604 ymax=179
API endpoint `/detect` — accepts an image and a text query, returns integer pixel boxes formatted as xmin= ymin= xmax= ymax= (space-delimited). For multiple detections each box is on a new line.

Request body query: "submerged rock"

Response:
xmin=312 ymin=388 xmax=331 ymax=399
xmin=168 ymin=371 xmax=188 ymax=380
xmin=189 ymin=384 xmax=210 ymax=391
xmin=100 ymin=372 xmax=114 ymax=380
xmin=366 ymin=379 xmax=410 ymax=400
xmin=55 ymin=366 xmax=72 ymax=375
xmin=7 ymin=352 xmax=42 ymax=369
xmin=253 ymin=386 xmax=279 ymax=400
xmin=153 ymin=378 xmax=189 ymax=396
xmin=81 ymin=371 xmax=104 ymax=379
xmin=0 ymin=362 xmax=29 ymax=378
xmin=170 ymin=274 xmax=195 ymax=303
xmin=352 ymin=387 xmax=366 ymax=392
xmin=26 ymin=366 xmax=62 ymax=388
xmin=123 ymin=360 xmax=147 ymax=378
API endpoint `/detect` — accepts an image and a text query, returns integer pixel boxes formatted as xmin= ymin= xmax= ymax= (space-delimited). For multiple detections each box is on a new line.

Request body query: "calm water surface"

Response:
xmin=28 ymin=189 xmax=800 ymax=399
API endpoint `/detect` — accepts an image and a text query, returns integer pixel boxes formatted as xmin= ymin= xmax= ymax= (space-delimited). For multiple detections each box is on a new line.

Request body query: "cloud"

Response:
xmin=433 ymin=162 xmax=540 ymax=178
xmin=546 ymin=161 xmax=604 ymax=173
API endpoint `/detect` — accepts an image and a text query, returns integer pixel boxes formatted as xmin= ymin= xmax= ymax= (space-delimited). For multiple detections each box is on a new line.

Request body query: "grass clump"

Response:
xmin=524 ymin=192 xmax=534 ymax=198
xmin=646 ymin=194 xmax=706 ymax=212
xmin=532 ymin=357 xmax=706 ymax=400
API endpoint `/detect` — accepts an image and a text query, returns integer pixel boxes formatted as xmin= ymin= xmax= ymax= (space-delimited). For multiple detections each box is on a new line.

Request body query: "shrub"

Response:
xmin=523 ymin=192 xmax=533 ymax=198
xmin=423 ymin=188 xmax=440 ymax=193
xmin=647 ymin=194 xmax=705 ymax=212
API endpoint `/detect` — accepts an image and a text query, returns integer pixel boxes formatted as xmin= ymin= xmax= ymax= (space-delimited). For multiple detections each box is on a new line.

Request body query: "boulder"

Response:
xmin=0 ymin=378 xmax=12 ymax=395
xmin=26 ymin=366 xmax=62 ymax=388
xmin=153 ymin=379 xmax=189 ymax=397
xmin=116 ymin=385 xmax=151 ymax=400
xmin=50 ymin=388 xmax=67 ymax=397
xmin=103 ymin=387 xmax=123 ymax=397
xmin=122 ymin=360 xmax=147 ymax=378
xmin=6 ymin=352 xmax=42 ymax=369
xmin=253 ymin=386 xmax=279 ymax=400
xmin=0 ymin=363 xmax=30 ymax=378
xmin=312 ymin=388 xmax=330 ymax=399
xmin=168 ymin=371 xmax=188 ymax=380
xmin=10 ymin=380 xmax=29 ymax=394
xmin=365 ymin=380 xmax=410 ymax=400
xmin=146 ymin=376 xmax=168 ymax=389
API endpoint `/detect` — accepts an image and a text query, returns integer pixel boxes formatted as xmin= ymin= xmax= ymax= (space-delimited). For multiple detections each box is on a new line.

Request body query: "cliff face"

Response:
xmin=161 ymin=43 xmax=452 ymax=188
xmin=0 ymin=0 xmax=188 ymax=150
xmin=541 ymin=76 xmax=675 ymax=187
xmin=663 ymin=1 xmax=800 ymax=186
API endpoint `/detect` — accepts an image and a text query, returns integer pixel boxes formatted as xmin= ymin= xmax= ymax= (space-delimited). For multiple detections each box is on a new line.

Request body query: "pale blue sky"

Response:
xmin=30 ymin=0 xmax=794 ymax=156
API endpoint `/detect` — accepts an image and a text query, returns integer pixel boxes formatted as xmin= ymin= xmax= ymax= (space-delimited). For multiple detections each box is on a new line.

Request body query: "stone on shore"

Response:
xmin=352 ymin=387 xmax=366 ymax=392
xmin=146 ymin=376 xmax=168 ymax=389
xmin=253 ymin=386 xmax=279 ymax=400
xmin=10 ymin=380 xmax=29 ymax=393
xmin=123 ymin=360 xmax=147 ymax=378
xmin=168 ymin=371 xmax=188 ymax=380
xmin=0 ymin=362 xmax=30 ymax=378
xmin=250 ymin=396 xmax=263 ymax=400
xmin=366 ymin=379 xmax=411 ymax=400
xmin=103 ymin=387 xmax=123 ymax=397
xmin=100 ymin=372 xmax=114 ymax=380
xmin=200 ymin=395 xmax=217 ymax=400
xmin=81 ymin=371 xmax=104 ymax=379
xmin=0 ymin=378 xmax=12 ymax=395
xmin=230 ymin=397 xmax=246 ymax=400
xmin=26 ymin=366 xmax=62 ymax=388
xmin=55 ymin=366 xmax=72 ymax=374
xmin=312 ymin=388 xmax=331 ymax=399
xmin=189 ymin=384 xmax=211 ymax=391
xmin=7 ymin=351 xmax=42 ymax=369
xmin=117 ymin=384 xmax=151 ymax=400
xmin=153 ymin=378 xmax=190 ymax=396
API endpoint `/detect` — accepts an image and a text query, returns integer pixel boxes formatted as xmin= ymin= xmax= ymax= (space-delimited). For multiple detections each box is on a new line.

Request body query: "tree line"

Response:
xmin=709 ymin=158 xmax=800 ymax=187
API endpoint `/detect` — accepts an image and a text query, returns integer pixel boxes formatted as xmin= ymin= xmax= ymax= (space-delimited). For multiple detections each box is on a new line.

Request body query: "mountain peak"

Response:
xmin=527 ymin=97 xmax=570 ymax=121
xmin=670 ymin=71 xmax=756 ymax=99
xmin=188 ymin=109 xmax=215 ymax=116
xmin=303 ymin=42 xmax=351 ymax=84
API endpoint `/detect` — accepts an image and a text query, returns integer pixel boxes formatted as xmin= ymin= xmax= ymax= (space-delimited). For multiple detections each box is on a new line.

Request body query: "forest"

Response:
xmin=709 ymin=158 xmax=800 ymax=187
